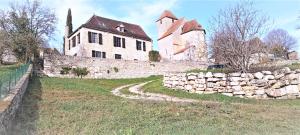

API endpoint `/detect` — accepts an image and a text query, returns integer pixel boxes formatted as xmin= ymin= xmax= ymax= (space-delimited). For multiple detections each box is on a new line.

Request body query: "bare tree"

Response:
xmin=264 ymin=29 xmax=297 ymax=59
xmin=0 ymin=0 xmax=56 ymax=62
xmin=210 ymin=1 xmax=269 ymax=72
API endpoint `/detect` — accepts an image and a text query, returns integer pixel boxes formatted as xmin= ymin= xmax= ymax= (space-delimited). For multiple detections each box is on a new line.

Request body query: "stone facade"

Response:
xmin=64 ymin=15 xmax=152 ymax=61
xmin=43 ymin=54 xmax=207 ymax=79
xmin=157 ymin=10 xmax=207 ymax=62
xmin=163 ymin=67 xmax=300 ymax=99
xmin=0 ymin=65 xmax=32 ymax=134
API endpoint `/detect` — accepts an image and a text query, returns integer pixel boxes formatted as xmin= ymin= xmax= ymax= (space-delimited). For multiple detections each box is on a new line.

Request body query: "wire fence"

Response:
xmin=0 ymin=63 xmax=30 ymax=100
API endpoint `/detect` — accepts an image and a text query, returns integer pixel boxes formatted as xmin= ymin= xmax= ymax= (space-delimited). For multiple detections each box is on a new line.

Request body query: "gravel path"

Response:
xmin=112 ymin=81 xmax=199 ymax=103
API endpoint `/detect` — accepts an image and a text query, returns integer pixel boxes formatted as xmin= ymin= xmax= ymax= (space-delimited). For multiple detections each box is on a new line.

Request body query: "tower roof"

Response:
xmin=156 ymin=10 xmax=178 ymax=22
xmin=181 ymin=20 xmax=205 ymax=34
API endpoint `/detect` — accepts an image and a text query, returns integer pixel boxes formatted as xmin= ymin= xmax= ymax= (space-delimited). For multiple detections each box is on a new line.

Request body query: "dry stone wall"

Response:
xmin=163 ymin=67 xmax=300 ymax=99
xmin=43 ymin=54 xmax=207 ymax=79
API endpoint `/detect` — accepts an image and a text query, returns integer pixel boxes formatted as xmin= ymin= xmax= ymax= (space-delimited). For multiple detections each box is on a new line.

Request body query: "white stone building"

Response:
xmin=64 ymin=15 xmax=152 ymax=61
xmin=156 ymin=10 xmax=207 ymax=62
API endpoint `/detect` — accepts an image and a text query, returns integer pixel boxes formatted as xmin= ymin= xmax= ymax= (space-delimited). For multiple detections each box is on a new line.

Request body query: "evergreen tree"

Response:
xmin=66 ymin=8 xmax=73 ymax=35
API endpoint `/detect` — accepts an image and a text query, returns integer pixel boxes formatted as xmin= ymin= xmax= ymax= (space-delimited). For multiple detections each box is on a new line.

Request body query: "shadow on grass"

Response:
xmin=8 ymin=76 xmax=42 ymax=135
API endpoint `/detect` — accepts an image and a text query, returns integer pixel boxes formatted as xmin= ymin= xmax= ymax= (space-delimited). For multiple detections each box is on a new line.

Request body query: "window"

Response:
xmin=72 ymin=37 xmax=76 ymax=47
xmin=122 ymin=38 xmax=125 ymax=48
xmin=142 ymin=42 xmax=146 ymax=51
xmin=113 ymin=36 xmax=121 ymax=47
xmin=136 ymin=40 xmax=142 ymax=50
xmin=77 ymin=33 xmax=80 ymax=44
xmin=92 ymin=50 xmax=105 ymax=58
xmin=88 ymin=32 xmax=97 ymax=43
xmin=99 ymin=33 xmax=102 ymax=45
xmin=115 ymin=54 xmax=122 ymax=59
xmin=102 ymin=52 xmax=106 ymax=58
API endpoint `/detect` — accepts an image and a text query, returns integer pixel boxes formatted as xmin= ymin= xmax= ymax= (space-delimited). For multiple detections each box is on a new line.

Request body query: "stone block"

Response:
xmin=255 ymin=89 xmax=265 ymax=95
xmin=228 ymin=77 xmax=241 ymax=82
xmin=254 ymin=72 xmax=264 ymax=79
xmin=197 ymin=72 xmax=204 ymax=79
xmin=207 ymin=78 xmax=219 ymax=82
xmin=262 ymin=71 xmax=272 ymax=75
xmin=232 ymin=86 xmax=242 ymax=91
xmin=213 ymin=73 xmax=226 ymax=78
xmin=229 ymin=72 xmax=241 ymax=77
xmin=205 ymin=72 xmax=213 ymax=78
xmin=229 ymin=81 xmax=239 ymax=86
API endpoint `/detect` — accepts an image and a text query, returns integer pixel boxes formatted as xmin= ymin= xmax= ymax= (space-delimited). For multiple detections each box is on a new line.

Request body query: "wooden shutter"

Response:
xmin=143 ymin=42 xmax=146 ymax=51
xmin=122 ymin=38 xmax=125 ymax=48
xmin=99 ymin=33 xmax=102 ymax=45
xmin=88 ymin=32 xmax=92 ymax=43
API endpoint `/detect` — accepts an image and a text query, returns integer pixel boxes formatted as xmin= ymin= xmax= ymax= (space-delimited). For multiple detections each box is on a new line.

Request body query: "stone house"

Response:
xmin=288 ymin=51 xmax=298 ymax=60
xmin=156 ymin=10 xmax=207 ymax=62
xmin=64 ymin=15 xmax=152 ymax=61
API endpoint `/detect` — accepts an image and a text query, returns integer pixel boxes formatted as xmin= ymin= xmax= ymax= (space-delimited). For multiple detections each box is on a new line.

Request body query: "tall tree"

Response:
xmin=0 ymin=0 xmax=56 ymax=62
xmin=66 ymin=8 xmax=72 ymax=35
xmin=210 ymin=1 xmax=269 ymax=72
xmin=264 ymin=29 xmax=297 ymax=58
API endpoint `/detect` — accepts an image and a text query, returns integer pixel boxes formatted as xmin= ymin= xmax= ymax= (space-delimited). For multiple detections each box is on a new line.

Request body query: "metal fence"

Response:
xmin=0 ymin=63 xmax=30 ymax=99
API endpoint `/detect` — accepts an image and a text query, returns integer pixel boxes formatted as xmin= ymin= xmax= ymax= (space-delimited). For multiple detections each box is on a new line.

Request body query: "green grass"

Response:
xmin=119 ymin=85 xmax=138 ymax=96
xmin=11 ymin=76 xmax=300 ymax=135
xmin=0 ymin=64 xmax=19 ymax=75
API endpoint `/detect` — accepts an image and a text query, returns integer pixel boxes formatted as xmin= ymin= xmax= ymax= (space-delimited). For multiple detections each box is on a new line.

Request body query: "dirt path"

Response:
xmin=112 ymin=81 xmax=199 ymax=103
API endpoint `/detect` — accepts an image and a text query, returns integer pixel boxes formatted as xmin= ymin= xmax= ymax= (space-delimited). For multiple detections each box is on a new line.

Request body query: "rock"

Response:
xmin=255 ymin=89 xmax=265 ymax=95
xmin=216 ymin=81 xmax=227 ymax=87
xmin=229 ymin=81 xmax=239 ymax=86
xmin=290 ymin=80 xmax=298 ymax=85
xmin=275 ymin=74 xmax=284 ymax=79
xmin=228 ymin=77 xmax=241 ymax=82
xmin=256 ymin=79 xmax=268 ymax=87
xmin=213 ymin=73 xmax=226 ymax=78
xmin=233 ymin=91 xmax=245 ymax=95
xmin=271 ymin=81 xmax=284 ymax=89
xmin=254 ymin=72 xmax=264 ymax=79
xmin=229 ymin=72 xmax=241 ymax=77
xmin=197 ymin=72 xmax=204 ymax=79
xmin=185 ymin=85 xmax=193 ymax=90
xmin=268 ymin=80 xmax=277 ymax=85
xmin=196 ymin=84 xmax=205 ymax=88
xmin=188 ymin=81 xmax=196 ymax=85
xmin=206 ymin=82 xmax=216 ymax=88
xmin=242 ymin=86 xmax=256 ymax=91
xmin=287 ymin=73 xmax=297 ymax=80
xmin=207 ymin=78 xmax=219 ymax=82
xmin=187 ymin=75 xmax=197 ymax=80
xmin=203 ymin=91 xmax=217 ymax=94
xmin=195 ymin=79 xmax=205 ymax=84
xmin=295 ymin=69 xmax=300 ymax=73
xmin=266 ymin=88 xmax=287 ymax=97
xmin=232 ymin=86 xmax=242 ymax=91
xmin=285 ymin=85 xmax=299 ymax=95
xmin=262 ymin=71 xmax=272 ymax=75
xmin=171 ymin=81 xmax=179 ymax=86
xmin=239 ymin=81 xmax=247 ymax=86
xmin=222 ymin=93 xmax=233 ymax=97
xmin=282 ymin=67 xmax=291 ymax=74
xmin=205 ymin=72 xmax=213 ymax=78
xmin=263 ymin=75 xmax=275 ymax=80
xmin=196 ymin=87 xmax=205 ymax=91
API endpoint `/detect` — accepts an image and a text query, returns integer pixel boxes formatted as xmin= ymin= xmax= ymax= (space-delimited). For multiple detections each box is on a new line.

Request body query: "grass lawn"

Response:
xmin=0 ymin=64 xmax=19 ymax=75
xmin=11 ymin=76 xmax=300 ymax=135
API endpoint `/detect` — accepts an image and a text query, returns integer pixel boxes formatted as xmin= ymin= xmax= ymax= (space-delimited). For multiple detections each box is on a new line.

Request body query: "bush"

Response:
xmin=113 ymin=67 xmax=119 ymax=73
xmin=73 ymin=67 xmax=89 ymax=78
xmin=149 ymin=51 xmax=161 ymax=62
xmin=60 ymin=67 xmax=72 ymax=74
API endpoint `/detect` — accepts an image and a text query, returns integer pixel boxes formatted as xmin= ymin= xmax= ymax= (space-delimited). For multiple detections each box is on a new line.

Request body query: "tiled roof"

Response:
xmin=156 ymin=10 xmax=178 ymax=22
xmin=69 ymin=15 xmax=152 ymax=42
xmin=158 ymin=18 xmax=185 ymax=40
xmin=181 ymin=20 xmax=204 ymax=34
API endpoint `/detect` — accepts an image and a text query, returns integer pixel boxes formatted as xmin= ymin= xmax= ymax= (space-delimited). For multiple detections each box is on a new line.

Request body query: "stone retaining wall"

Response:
xmin=0 ymin=65 xmax=32 ymax=134
xmin=163 ymin=67 xmax=300 ymax=99
xmin=43 ymin=54 xmax=207 ymax=79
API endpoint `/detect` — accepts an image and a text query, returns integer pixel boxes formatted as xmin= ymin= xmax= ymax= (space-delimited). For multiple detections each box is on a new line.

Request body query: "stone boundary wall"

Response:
xmin=0 ymin=65 xmax=32 ymax=133
xmin=43 ymin=54 xmax=207 ymax=79
xmin=163 ymin=67 xmax=300 ymax=99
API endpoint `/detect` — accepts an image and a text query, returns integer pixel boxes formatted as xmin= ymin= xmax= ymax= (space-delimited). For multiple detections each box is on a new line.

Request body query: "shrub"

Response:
xmin=149 ymin=50 xmax=161 ymax=62
xmin=60 ymin=67 xmax=72 ymax=74
xmin=73 ymin=67 xmax=89 ymax=78
xmin=113 ymin=67 xmax=119 ymax=73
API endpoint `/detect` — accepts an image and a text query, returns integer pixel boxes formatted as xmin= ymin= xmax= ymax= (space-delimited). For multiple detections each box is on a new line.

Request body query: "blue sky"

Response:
xmin=0 ymin=0 xmax=300 ymax=53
